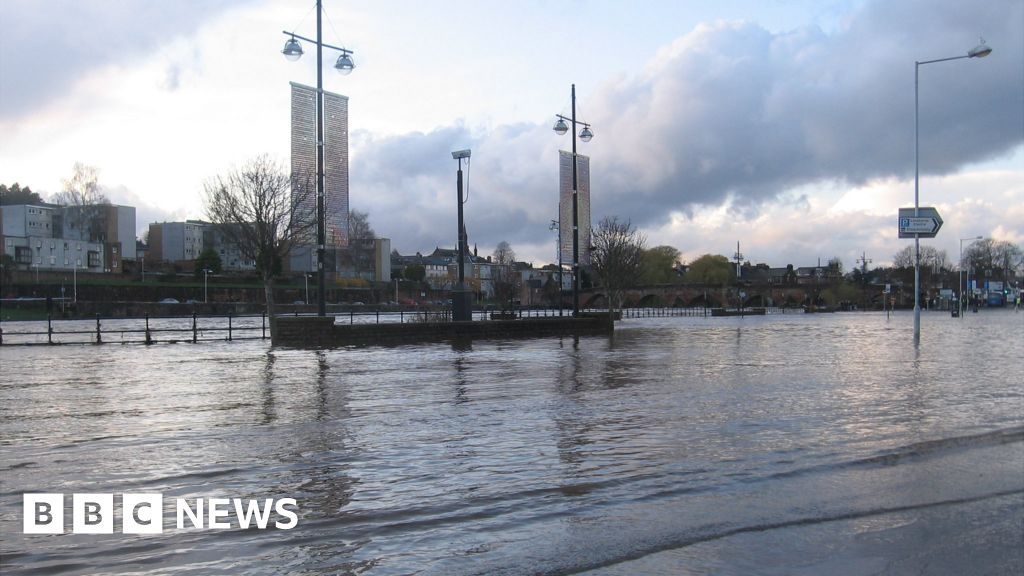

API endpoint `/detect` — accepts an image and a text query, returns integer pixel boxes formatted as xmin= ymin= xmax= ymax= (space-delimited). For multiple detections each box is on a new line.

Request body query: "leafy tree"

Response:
xmin=404 ymin=263 xmax=426 ymax=282
xmin=194 ymin=247 xmax=223 ymax=277
xmin=0 ymin=183 xmax=43 ymax=205
xmin=590 ymin=216 xmax=646 ymax=314
xmin=1 ymin=253 xmax=14 ymax=287
xmin=204 ymin=155 xmax=315 ymax=331
xmin=639 ymin=245 xmax=681 ymax=285
xmin=685 ymin=254 xmax=734 ymax=285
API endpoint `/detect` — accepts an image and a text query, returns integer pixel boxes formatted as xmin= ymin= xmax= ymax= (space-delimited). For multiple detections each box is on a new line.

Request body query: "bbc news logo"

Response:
xmin=23 ymin=494 xmax=298 ymax=534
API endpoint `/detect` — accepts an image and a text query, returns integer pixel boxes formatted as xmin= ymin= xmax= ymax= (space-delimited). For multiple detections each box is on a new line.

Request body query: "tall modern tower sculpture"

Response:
xmin=558 ymin=150 xmax=591 ymax=268
xmin=291 ymin=82 xmax=350 ymax=250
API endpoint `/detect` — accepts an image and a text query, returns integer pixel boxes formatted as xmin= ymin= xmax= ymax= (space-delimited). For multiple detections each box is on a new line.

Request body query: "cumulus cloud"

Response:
xmin=350 ymin=0 xmax=1022 ymax=263
xmin=0 ymin=0 xmax=248 ymax=119
xmin=589 ymin=0 xmax=1023 ymax=224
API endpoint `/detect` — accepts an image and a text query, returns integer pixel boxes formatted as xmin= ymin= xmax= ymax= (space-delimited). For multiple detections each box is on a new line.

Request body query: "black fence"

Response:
xmin=0 ymin=306 xmax=796 ymax=346
xmin=0 ymin=313 xmax=269 ymax=346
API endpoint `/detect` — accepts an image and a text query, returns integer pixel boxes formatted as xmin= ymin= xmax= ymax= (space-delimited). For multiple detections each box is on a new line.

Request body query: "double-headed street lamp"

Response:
xmin=553 ymin=84 xmax=593 ymax=317
xmin=282 ymin=0 xmax=355 ymax=317
xmin=912 ymin=39 xmax=991 ymax=342
xmin=959 ymin=236 xmax=983 ymax=316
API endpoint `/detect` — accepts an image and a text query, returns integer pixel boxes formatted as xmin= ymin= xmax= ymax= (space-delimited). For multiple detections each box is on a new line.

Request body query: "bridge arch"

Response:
xmin=638 ymin=294 xmax=664 ymax=307
xmin=688 ymin=293 xmax=721 ymax=308
xmin=583 ymin=293 xmax=607 ymax=309
xmin=743 ymin=294 xmax=770 ymax=307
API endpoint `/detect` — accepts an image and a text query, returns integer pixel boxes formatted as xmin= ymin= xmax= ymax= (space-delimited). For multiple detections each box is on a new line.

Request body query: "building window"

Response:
xmin=113 ymin=259 xmax=119 ymax=268
xmin=87 ymin=251 xmax=101 ymax=268
xmin=15 ymin=246 xmax=31 ymax=264
xmin=49 ymin=256 xmax=55 ymax=265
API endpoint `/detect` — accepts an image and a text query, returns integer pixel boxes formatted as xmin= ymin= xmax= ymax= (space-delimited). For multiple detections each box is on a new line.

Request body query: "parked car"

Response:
xmin=159 ymin=298 xmax=180 ymax=304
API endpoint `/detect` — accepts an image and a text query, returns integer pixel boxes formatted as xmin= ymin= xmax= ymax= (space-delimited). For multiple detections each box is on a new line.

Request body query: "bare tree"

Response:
xmin=204 ymin=156 xmax=314 ymax=328
xmin=893 ymin=245 xmax=948 ymax=270
xmin=54 ymin=163 xmax=109 ymax=242
xmin=349 ymin=210 xmax=376 ymax=241
xmin=965 ymin=239 xmax=1021 ymax=280
xmin=348 ymin=210 xmax=376 ymax=279
xmin=590 ymin=216 xmax=646 ymax=314
xmin=492 ymin=241 xmax=517 ymax=307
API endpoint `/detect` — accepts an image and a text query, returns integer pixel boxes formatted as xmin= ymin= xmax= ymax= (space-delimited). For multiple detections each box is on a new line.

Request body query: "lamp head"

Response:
xmin=282 ymin=37 xmax=303 ymax=61
xmin=553 ymin=118 xmax=569 ymax=135
xmin=968 ymin=38 xmax=992 ymax=58
xmin=579 ymin=126 xmax=593 ymax=142
xmin=335 ymin=53 xmax=355 ymax=75
xmin=452 ymin=149 xmax=471 ymax=160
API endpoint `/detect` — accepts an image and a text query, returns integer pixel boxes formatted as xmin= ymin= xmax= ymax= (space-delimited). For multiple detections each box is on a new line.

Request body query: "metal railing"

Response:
xmin=0 ymin=306 xmax=796 ymax=346
xmin=0 ymin=313 xmax=269 ymax=346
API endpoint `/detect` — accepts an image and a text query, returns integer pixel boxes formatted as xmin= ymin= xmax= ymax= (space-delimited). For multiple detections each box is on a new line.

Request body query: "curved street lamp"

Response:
xmin=281 ymin=1 xmax=356 ymax=317
xmin=912 ymin=38 xmax=991 ymax=342
xmin=553 ymin=84 xmax=594 ymax=316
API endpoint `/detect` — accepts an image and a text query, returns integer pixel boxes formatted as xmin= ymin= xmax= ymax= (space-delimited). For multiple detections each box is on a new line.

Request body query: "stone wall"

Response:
xmin=272 ymin=315 xmax=614 ymax=348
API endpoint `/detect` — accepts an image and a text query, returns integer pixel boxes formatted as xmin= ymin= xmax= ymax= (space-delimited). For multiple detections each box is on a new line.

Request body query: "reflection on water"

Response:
xmin=0 ymin=311 xmax=1021 ymax=575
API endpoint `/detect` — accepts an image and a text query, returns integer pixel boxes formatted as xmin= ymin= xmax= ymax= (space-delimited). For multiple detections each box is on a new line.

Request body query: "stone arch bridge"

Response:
xmin=580 ymin=284 xmax=824 ymax=309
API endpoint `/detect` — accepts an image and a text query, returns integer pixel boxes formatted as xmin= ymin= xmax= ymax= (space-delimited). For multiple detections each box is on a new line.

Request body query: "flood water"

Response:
xmin=1 ymin=310 xmax=1022 ymax=575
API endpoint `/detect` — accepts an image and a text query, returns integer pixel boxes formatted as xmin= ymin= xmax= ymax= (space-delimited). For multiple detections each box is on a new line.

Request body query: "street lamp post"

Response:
xmin=73 ymin=259 xmax=78 ymax=304
xmin=282 ymin=0 xmax=355 ymax=318
xmin=549 ymin=219 xmax=563 ymax=316
xmin=203 ymin=268 xmax=211 ymax=303
xmin=913 ymin=38 xmax=991 ymax=342
xmin=450 ymin=149 xmax=472 ymax=322
xmin=304 ymin=272 xmax=312 ymax=305
xmin=959 ymin=236 xmax=982 ymax=317
xmin=553 ymin=84 xmax=594 ymax=317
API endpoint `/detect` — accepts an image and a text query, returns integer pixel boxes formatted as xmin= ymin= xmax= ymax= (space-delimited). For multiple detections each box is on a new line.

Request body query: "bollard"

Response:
xmin=262 ymin=313 xmax=267 ymax=339
xmin=228 ymin=314 xmax=233 ymax=341
xmin=48 ymin=314 xmax=53 ymax=344
xmin=350 ymin=308 xmax=354 ymax=325
xmin=192 ymin=312 xmax=198 ymax=343
xmin=95 ymin=314 xmax=102 ymax=344
xmin=145 ymin=314 xmax=152 ymax=345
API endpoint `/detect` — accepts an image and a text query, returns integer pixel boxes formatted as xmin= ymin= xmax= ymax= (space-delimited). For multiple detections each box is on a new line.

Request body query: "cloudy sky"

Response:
xmin=1 ymin=0 xmax=1021 ymax=269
